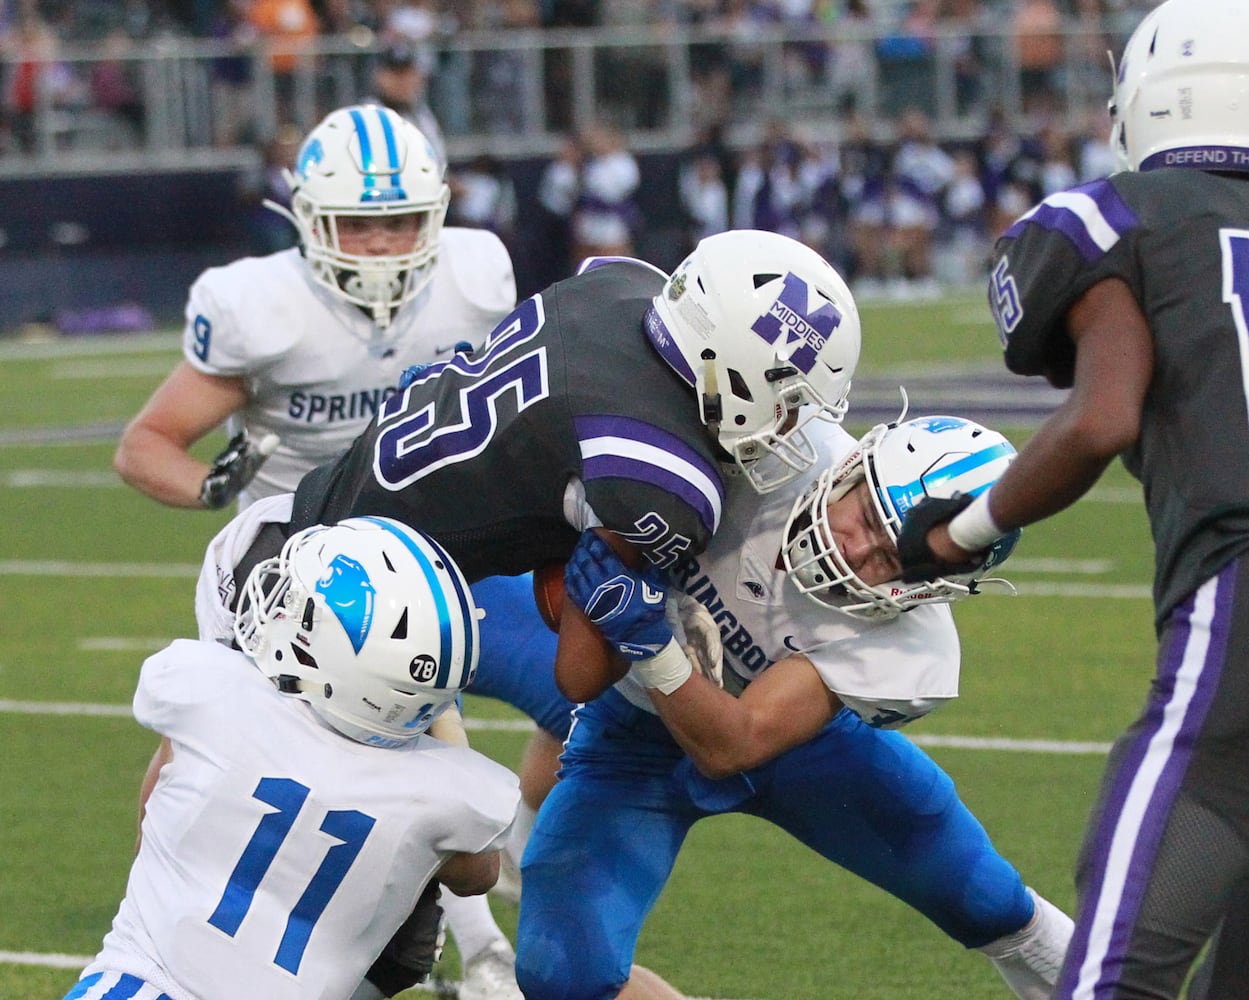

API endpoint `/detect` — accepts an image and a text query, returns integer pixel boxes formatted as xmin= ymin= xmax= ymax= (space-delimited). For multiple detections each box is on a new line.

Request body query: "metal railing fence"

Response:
xmin=0 ymin=17 xmax=1132 ymax=177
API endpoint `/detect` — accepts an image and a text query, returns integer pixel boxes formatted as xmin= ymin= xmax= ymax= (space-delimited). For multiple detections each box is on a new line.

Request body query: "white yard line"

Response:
xmin=2 ymin=559 xmax=1154 ymax=598
xmin=0 ymin=698 xmax=1110 ymax=753
xmin=0 ymin=950 xmax=752 ymax=1000
xmin=0 ymin=560 xmax=200 ymax=578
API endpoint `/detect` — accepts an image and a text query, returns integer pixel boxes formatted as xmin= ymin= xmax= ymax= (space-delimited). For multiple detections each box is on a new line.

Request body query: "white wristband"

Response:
xmin=947 ymin=491 xmax=1005 ymax=552
xmin=632 ymin=638 xmax=694 ymax=695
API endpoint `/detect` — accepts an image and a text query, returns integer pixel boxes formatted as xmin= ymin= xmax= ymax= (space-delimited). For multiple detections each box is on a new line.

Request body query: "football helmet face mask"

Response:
xmin=782 ymin=415 xmax=1020 ymax=621
xmin=235 ymin=516 xmax=480 ymax=747
xmin=275 ymin=104 xmax=450 ymax=327
xmin=1109 ymin=0 xmax=1249 ymax=174
xmin=645 ymin=230 xmax=861 ymax=494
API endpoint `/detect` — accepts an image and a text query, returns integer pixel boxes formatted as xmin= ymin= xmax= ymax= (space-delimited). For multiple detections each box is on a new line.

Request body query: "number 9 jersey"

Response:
xmin=987 ymin=168 xmax=1249 ymax=622
xmin=291 ymin=258 xmax=728 ymax=581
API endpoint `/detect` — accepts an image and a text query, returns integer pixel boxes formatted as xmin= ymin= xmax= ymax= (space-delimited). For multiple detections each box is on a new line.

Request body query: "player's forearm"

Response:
xmin=554 ymin=601 xmax=630 ymax=702
xmin=647 ymin=674 xmax=770 ymax=779
xmin=438 ymin=849 xmax=502 ymax=897
xmin=114 ymin=426 xmax=211 ymax=508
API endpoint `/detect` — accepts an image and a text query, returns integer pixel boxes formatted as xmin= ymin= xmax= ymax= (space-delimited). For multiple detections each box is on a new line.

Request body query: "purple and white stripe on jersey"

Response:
xmin=1056 ymin=564 xmax=1234 ymax=999
xmin=63 ymin=971 xmax=174 ymax=1000
xmin=1004 ymin=180 xmax=1139 ymax=264
xmin=576 ymin=414 xmax=724 ymax=536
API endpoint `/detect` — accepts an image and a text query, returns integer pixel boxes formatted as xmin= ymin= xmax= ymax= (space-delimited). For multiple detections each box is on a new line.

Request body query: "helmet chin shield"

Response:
xmin=782 ymin=414 xmax=1021 ymax=621
xmin=271 ymin=104 xmax=450 ymax=328
xmin=646 ymin=230 xmax=860 ymax=493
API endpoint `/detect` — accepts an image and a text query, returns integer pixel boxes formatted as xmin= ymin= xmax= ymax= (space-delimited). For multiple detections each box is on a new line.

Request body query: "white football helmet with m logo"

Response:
xmin=645 ymin=230 xmax=861 ymax=494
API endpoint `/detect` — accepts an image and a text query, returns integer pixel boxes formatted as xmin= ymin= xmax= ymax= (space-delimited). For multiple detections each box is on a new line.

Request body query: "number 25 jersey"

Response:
xmin=292 ymin=259 xmax=728 ymax=581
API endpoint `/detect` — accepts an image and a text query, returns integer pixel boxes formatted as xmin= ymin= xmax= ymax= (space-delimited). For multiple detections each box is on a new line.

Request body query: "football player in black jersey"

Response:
xmin=281 ymin=229 xmax=861 ymax=703
xmin=896 ymin=1 xmax=1249 ymax=996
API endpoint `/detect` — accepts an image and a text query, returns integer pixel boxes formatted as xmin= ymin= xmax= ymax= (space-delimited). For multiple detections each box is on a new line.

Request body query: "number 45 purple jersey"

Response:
xmin=988 ymin=168 xmax=1249 ymax=622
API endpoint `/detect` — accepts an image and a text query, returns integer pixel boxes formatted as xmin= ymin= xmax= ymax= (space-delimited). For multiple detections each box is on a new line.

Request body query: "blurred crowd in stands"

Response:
xmin=0 ymin=0 xmax=1152 ymax=296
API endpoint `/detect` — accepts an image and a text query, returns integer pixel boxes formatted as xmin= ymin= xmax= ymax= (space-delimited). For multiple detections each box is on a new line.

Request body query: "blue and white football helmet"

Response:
xmin=645 ymin=230 xmax=861 ymax=494
xmin=1110 ymin=0 xmax=1249 ymax=174
xmin=270 ymin=104 xmax=450 ymax=327
xmin=235 ymin=516 xmax=480 ymax=747
xmin=782 ymin=414 xmax=1020 ymax=620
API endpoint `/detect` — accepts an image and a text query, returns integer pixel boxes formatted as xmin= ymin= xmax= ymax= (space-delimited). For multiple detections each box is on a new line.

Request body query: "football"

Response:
xmin=533 ymin=561 xmax=566 ymax=632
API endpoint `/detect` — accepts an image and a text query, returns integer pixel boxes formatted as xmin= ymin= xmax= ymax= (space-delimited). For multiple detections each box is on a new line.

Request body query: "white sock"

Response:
xmin=977 ymin=887 xmax=1074 ymax=1000
xmin=443 ymin=888 xmax=509 ymax=964
xmin=505 ymin=800 xmax=538 ymax=869
xmin=346 ymin=982 xmax=385 ymax=1000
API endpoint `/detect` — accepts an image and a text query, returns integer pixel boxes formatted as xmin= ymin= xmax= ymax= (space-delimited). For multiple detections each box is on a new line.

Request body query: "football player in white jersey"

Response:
xmin=114 ymin=103 xmax=513 ymax=511
xmin=114 ymin=103 xmax=532 ymax=999
xmin=515 ymin=413 xmax=1074 ymax=1000
xmin=62 ymin=517 xmax=519 ymax=1000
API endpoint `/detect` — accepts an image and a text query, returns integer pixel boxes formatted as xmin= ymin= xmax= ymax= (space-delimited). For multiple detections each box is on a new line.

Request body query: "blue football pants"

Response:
xmin=515 ymin=688 xmax=1033 ymax=1000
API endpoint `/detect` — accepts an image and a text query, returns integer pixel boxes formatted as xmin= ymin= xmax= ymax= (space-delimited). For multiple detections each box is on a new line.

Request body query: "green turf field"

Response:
xmin=0 ymin=298 xmax=1157 ymax=999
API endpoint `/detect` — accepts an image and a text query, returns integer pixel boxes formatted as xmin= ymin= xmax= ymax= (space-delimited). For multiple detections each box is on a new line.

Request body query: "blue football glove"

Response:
xmin=564 ymin=532 xmax=673 ymax=661
xmin=895 ymin=494 xmax=983 ymax=583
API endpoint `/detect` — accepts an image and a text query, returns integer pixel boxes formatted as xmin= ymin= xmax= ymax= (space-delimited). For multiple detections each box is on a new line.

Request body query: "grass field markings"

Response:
xmin=0 ymin=699 xmax=1109 ymax=758
xmin=0 ymin=699 xmax=539 ymax=730
xmin=79 ymin=637 xmax=171 ymax=652
xmin=3 ymin=469 xmax=124 ymax=487
xmin=1014 ymin=582 xmax=1151 ymax=599
xmin=1085 ymin=486 xmax=1143 ymax=504
xmin=850 ymin=384 xmax=1066 ymax=407
xmin=0 ymin=560 xmax=1155 ymax=601
xmin=0 ymin=560 xmax=200 ymax=578
xmin=913 ymin=734 xmax=1112 ymax=754
xmin=1008 ymin=558 xmax=1114 ymax=575
xmin=0 ymin=332 xmax=179 ymax=361
xmin=49 ymin=358 xmax=178 ymax=380
xmin=0 ymin=953 xmax=755 ymax=1000
xmin=0 ymin=950 xmax=89 ymax=969
xmin=0 ymin=423 xmax=126 ymax=446
xmin=0 ymin=699 xmax=133 ymax=717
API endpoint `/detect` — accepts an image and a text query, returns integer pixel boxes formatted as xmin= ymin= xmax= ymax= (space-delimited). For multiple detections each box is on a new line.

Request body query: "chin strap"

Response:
xmin=699 ymin=348 xmax=723 ymax=439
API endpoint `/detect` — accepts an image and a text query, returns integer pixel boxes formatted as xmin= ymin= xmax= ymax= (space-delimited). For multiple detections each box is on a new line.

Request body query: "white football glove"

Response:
xmin=667 ymin=593 xmax=724 ymax=688
xmin=199 ymin=430 xmax=280 ymax=510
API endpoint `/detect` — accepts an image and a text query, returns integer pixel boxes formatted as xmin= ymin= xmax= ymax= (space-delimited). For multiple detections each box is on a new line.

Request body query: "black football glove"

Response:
xmin=364 ymin=879 xmax=445 ymax=996
xmin=199 ymin=430 xmax=280 ymax=510
xmin=896 ymin=494 xmax=986 ymax=583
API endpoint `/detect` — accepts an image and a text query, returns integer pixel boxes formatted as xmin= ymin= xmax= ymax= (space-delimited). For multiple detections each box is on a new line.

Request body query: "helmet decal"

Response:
xmin=358 ymin=516 xmax=474 ymax=689
xmin=884 ymin=440 xmax=1015 ymax=520
xmin=235 ymin=516 xmax=480 ymax=746
xmin=912 ymin=416 xmax=966 ymax=434
xmin=646 ymin=231 xmax=861 ymax=492
xmin=316 ymin=555 xmax=375 ymax=654
xmin=348 ymin=106 xmax=408 ymax=203
xmin=750 ymin=272 xmax=844 ymax=376
xmin=296 ymin=137 xmax=325 ymax=180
